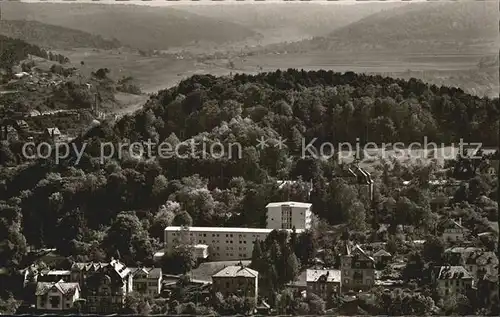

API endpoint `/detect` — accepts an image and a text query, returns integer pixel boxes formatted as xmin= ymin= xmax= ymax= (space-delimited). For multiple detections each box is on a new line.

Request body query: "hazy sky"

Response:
xmin=17 ymin=0 xmax=428 ymax=6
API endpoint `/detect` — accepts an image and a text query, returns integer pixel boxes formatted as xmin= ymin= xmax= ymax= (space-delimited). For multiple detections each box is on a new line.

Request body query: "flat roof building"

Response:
xmin=164 ymin=226 xmax=304 ymax=262
xmin=265 ymin=201 xmax=313 ymax=230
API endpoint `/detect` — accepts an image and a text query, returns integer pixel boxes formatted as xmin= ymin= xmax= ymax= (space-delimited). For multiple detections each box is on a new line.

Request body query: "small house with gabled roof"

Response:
xmin=306 ymin=269 xmax=341 ymax=300
xmin=212 ymin=262 xmax=258 ymax=303
xmin=439 ymin=218 xmax=469 ymax=242
xmin=340 ymin=243 xmax=375 ymax=291
xmin=35 ymin=279 xmax=80 ymax=311
xmin=431 ymin=266 xmax=473 ymax=297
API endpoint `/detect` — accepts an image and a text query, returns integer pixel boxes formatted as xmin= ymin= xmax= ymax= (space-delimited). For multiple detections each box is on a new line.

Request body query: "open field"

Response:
xmin=58 ymin=49 xmax=234 ymax=94
xmin=58 ymin=48 xmax=499 ymax=100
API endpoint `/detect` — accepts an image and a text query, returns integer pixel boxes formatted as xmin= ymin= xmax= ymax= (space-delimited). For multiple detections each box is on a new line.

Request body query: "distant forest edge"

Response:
xmin=264 ymin=2 xmax=498 ymax=54
xmin=0 ymin=3 xmax=260 ymax=50
xmin=81 ymin=69 xmax=499 ymax=162
xmin=0 ymin=35 xmax=70 ymax=71
xmin=0 ymin=20 xmax=122 ymax=50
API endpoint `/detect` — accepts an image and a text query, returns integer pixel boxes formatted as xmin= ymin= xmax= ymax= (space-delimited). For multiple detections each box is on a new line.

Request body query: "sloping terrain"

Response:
xmin=1 ymin=3 xmax=260 ymax=50
xmin=266 ymin=2 xmax=499 ymax=54
xmin=0 ymin=35 xmax=49 ymax=70
xmin=0 ymin=20 xmax=122 ymax=50
xmin=177 ymin=3 xmax=406 ymax=42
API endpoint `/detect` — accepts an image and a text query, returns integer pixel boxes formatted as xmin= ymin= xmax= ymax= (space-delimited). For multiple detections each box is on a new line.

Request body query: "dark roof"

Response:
xmin=439 ymin=218 xmax=467 ymax=231
xmin=129 ymin=267 xmax=162 ymax=279
xmin=70 ymin=259 xmax=130 ymax=278
xmin=465 ymin=251 xmax=498 ymax=266
xmin=35 ymin=280 xmax=80 ymax=296
xmin=343 ymin=243 xmax=375 ymax=262
xmin=434 ymin=266 xmax=473 ymax=280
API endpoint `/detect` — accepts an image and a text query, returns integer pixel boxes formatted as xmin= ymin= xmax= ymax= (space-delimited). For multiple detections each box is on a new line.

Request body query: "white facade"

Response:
xmin=265 ymin=201 xmax=313 ymax=230
xmin=164 ymin=226 xmax=304 ymax=261
xmin=194 ymin=244 xmax=209 ymax=259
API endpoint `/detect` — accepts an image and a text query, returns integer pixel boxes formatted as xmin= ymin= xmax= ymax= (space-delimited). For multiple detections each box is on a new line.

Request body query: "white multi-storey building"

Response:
xmin=164 ymin=226 xmax=304 ymax=261
xmin=265 ymin=201 xmax=313 ymax=230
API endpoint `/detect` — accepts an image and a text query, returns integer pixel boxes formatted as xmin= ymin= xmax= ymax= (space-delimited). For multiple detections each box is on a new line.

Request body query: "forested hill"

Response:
xmin=0 ymin=69 xmax=498 ymax=267
xmin=1 ymin=3 xmax=260 ymax=50
xmin=0 ymin=20 xmax=122 ymax=50
xmin=105 ymin=70 xmax=499 ymax=148
xmin=268 ymin=2 xmax=498 ymax=53
xmin=0 ymin=35 xmax=49 ymax=70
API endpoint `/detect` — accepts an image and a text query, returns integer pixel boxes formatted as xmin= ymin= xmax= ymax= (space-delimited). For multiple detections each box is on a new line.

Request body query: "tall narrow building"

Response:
xmin=265 ymin=201 xmax=313 ymax=230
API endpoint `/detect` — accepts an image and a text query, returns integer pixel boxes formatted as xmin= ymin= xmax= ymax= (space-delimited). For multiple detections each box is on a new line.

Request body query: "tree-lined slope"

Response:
xmin=0 ymin=35 xmax=51 ymax=70
xmin=0 ymin=20 xmax=122 ymax=50
xmin=269 ymin=2 xmax=498 ymax=53
xmin=1 ymin=3 xmax=260 ymax=50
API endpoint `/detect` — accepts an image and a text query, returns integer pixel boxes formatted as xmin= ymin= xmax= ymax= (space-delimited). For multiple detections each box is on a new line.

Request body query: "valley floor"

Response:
xmin=58 ymin=48 xmax=499 ymax=103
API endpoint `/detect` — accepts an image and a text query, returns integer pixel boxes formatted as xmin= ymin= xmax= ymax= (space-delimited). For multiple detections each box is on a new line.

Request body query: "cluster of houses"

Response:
xmin=0 ymin=117 xmax=66 ymax=143
xmin=19 ymin=161 xmax=499 ymax=313
xmin=23 ymin=259 xmax=162 ymax=313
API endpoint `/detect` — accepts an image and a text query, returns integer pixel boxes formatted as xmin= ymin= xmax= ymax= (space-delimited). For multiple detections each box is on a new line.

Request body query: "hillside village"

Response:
xmin=0 ymin=2 xmax=499 ymax=316
xmin=0 ymin=46 xmax=142 ymax=159
xmin=1 ymin=154 xmax=497 ymax=315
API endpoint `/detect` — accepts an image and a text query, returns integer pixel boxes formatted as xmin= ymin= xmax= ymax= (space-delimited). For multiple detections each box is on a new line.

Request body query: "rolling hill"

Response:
xmin=0 ymin=20 xmax=122 ymax=50
xmin=265 ymin=2 xmax=499 ymax=54
xmin=1 ymin=3 xmax=260 ymax=51
xmin=0 ymin=35 xmax=49 ymax=71
xmin=176 ymin=3 xmax=406 ymax=44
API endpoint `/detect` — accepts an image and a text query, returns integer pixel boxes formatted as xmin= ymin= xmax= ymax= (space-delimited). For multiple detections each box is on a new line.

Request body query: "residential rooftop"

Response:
xmin=434 ymin=266 xmax=473 ymax=280
xmin=165 ymin=226 xmax=305 ymax=233
xmin=373 ymin=249 xmax=392 ymax=257
xmin=129 ymin=267 xmax=162 ymax=279
xmin=44 ymin=270 xmax=71 ymax=275
xmin=212 ymin=265 xmax=258 ymax=278
xmin=35 ymin=280 xmax=80 ymax=296
xmin=265 ymin=201 xmax=312 ymax=208
xmin=306 ymin=269 xmax=341 ymax=283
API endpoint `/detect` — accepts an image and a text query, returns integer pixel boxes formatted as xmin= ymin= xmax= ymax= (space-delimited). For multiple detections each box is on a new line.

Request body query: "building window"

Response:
xmin=50 ymin=296 xmax=60 ymax=308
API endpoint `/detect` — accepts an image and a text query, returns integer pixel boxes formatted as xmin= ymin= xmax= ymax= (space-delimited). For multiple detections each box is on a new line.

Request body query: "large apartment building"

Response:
xmin=265 ymin=201 xmax=313 ymax=230
xmin=164 ymin=226 xmax=304 ymax=261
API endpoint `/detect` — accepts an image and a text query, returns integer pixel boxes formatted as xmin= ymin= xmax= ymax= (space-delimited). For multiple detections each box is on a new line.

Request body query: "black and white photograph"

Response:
xmin=0 ymin=0 xmax=498 ymax=315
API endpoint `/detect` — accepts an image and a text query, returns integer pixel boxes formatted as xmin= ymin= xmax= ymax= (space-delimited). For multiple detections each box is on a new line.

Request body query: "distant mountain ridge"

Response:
xmin=0 ymin=20 xmax=122 ymax=50
xmin=1 ymin=3 xmax=260 ymax=50
xmin=177 ymin=3 xmax=406 ymax=38
xmin=264 ymin=2 xmax=499 ymax=54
